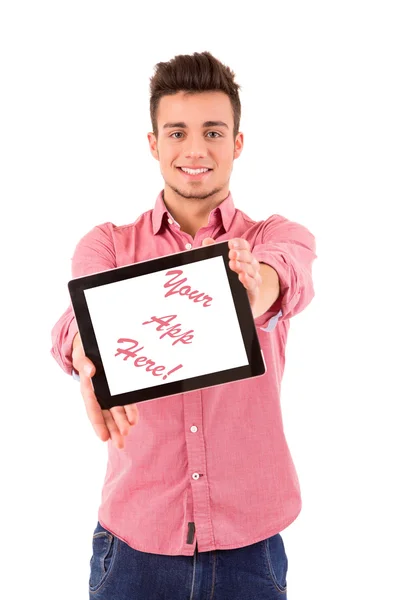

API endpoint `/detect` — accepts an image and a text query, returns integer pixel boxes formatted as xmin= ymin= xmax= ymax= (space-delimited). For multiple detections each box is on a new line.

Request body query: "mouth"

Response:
xmin=177 ymin=166 xmax=213 ymax=181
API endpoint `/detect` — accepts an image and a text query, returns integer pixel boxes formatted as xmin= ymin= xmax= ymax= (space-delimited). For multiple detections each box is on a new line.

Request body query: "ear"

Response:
xmin=147 ymin=132 xmax=159 ymax=161
xmin=233 ymin=132 xmax=244 ymax=160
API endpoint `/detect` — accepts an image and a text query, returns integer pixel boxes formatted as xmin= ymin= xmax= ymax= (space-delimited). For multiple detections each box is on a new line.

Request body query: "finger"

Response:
xmin=229 ymin=256 xmax=260 ymax=280
xmin=228 ymin=238 xmax=250 ymax=251
xmin=238 ymin=270 xmax=262 ymax=292
xmin=110 ymin=405 xmax=135 ymax=437
xmin=103 ymin=410 xmax=125 ymax=449
xmin=72 ymin=335 xmax=96 ymax=376
xmin=202 ymin=237 xmax=215 ymax=246
xmin=124 ymin=403 xmax=139 ymax=426
xmin=229 ymin=248 xmax=260 ymax=271
xmin=80 ymin=375 xmax=110 ymax=442
xmin=231 ymin=259 xmax=262 ymax=292
xmin=72 ymin=332 xmax=97 ymax=377
xmin=75 ymin=356 xmax=96 ymax=378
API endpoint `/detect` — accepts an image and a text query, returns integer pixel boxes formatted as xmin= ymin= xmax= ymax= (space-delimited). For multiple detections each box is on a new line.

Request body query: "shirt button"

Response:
xmin=190 ymin=426 xmax=198 ymax=433
xmin=192 ymin=473 xmax=200 ymax=480
xmin=185 ymin=243 xmax=192 ymax=250
xmin=168 ymin=218 xmax=173 ymax=225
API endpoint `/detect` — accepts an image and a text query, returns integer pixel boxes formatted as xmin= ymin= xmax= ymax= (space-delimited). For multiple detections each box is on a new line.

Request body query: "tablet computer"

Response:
xmin=68 ymin=240 xmax=266 ymax=410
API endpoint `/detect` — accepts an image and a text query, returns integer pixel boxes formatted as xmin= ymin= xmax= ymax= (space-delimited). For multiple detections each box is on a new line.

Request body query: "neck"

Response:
xmin=163 ymin=185 xmax=229 ymax=238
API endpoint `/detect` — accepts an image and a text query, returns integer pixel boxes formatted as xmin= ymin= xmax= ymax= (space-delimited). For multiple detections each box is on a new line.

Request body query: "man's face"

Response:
xmin=148 ymin=91 xmax=243 ymax=201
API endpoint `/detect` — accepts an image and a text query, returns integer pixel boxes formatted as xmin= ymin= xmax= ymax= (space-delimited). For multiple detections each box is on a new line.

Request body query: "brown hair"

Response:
xmin=149 ymin=51 xmax=241 ymax=139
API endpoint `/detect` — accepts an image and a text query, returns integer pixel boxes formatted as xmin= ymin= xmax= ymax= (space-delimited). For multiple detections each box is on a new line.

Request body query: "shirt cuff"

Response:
xmin=258 ymin=309 xmax=283 ymax=332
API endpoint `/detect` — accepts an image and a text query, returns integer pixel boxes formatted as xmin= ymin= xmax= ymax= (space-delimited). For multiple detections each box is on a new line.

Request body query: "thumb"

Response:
xmin=202 ymin=237 xmax=216 ymax=246
xmin=73 ymin=351 xmax=95 ymax=378
xmin=83 ymin=359 xmax=95 ymax=378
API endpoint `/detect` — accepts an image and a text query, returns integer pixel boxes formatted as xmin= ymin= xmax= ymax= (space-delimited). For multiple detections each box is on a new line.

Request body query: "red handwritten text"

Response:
xmin=142 ymin=314 xmax=194 ymax=345
xmin=164 ymin=269 xmax=213 ymax=307
xmin=115 ymin=338 xmax=183 ymax=381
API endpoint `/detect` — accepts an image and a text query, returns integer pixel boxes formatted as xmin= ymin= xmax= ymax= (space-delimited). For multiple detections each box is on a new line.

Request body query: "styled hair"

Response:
xmin=149 ymin=51 xmax=241 ymax=139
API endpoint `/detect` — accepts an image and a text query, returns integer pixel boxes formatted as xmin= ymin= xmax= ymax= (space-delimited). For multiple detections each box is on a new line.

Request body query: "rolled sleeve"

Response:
xmin=50 ymin=223 xmax=117 ymax=376
xmin=251 ymin=214 xmax=317 ymax=332
xmin=50 ymin=307 xmax=79 ymax=375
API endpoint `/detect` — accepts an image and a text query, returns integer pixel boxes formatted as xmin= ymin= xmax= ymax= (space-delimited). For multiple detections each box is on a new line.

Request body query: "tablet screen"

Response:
xmin=83 ymin=255 xmax=249 ymax=397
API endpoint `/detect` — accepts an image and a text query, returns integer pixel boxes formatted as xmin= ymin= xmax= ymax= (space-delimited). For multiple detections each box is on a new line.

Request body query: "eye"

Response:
xmin=170 ymin=131 xmax=222 ymax=139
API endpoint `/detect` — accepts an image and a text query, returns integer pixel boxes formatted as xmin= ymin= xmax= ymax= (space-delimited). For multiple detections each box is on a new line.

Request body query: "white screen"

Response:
xmin=84 ymin=255 xmax=249 ymax=396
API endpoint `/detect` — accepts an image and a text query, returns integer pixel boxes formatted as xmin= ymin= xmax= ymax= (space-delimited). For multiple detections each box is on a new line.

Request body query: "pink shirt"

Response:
xmin=50 ymin=190 xmax=317 ymax=556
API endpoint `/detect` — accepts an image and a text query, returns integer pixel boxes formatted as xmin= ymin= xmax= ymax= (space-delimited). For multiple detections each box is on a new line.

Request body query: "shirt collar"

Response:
xmin=152 ymin=190 xmax=236 ymax=235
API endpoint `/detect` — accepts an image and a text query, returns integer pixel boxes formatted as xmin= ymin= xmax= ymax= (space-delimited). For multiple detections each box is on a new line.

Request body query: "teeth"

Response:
xmin=181 ymin=167 xmax=209 ymax=175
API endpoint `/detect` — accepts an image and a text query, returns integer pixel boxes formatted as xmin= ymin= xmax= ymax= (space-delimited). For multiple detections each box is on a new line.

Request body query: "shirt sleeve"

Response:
xmin=50 ymin=223 xmax=116 ymax=376
xmin=251 ymin=214 xmax=317 ymax=332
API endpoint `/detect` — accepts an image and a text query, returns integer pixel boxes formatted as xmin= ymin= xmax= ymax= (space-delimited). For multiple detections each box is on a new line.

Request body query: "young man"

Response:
xmin=51 ymin=51 xmax=317 ymax=599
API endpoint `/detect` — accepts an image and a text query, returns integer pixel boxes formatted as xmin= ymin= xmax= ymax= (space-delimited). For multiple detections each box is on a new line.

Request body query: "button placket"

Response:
xmin=182 ymin=390 xmax=214 ymax=550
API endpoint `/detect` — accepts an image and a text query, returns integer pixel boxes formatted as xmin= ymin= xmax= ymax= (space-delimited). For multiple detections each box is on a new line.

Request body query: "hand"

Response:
xmin=72 ymin=332 xmax=139 ymax=449
xmin=202 ymin=237 xmax=262 ymax=311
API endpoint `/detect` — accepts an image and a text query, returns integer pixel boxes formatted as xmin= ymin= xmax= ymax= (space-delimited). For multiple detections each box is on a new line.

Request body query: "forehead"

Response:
xmin=157 ymin=91 xmax=233 ymax=128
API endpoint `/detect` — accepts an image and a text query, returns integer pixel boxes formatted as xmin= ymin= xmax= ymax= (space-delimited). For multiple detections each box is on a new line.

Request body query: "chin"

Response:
xmin=169 ymin=183 xmax=223 ymax=201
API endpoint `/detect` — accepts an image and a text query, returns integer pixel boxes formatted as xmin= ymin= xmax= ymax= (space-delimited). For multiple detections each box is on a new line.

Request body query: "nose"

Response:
xmin=185 ymin=149 xmax=206 ymax=159
xmin=184 ymin=133 xmax=207 ymax=159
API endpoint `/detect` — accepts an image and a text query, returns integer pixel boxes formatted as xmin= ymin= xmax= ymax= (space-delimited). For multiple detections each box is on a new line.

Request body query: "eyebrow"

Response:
xmin=163 ymin=120 xmax=229 ymax=129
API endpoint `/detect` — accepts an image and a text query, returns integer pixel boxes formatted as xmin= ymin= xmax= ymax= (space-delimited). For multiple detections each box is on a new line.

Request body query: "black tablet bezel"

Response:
xmin=68 ymin=241 xmax=265 ymax=410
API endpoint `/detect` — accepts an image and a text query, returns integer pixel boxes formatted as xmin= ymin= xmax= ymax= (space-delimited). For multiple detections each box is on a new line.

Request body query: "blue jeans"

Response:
xmin=88 ymin=521 xmax=288 ymax=599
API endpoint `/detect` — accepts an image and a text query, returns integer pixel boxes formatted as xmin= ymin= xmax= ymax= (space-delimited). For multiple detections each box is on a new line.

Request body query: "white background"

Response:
xmin=1 ymin=1 xmax=399 ymax=598
xmin=83 ymin=255 xmax=248 ymax=396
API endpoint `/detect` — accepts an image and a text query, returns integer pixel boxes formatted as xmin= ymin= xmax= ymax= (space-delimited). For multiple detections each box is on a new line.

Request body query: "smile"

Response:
xmin=177 ymin=167 xmax=212 ymax=180
xmin=180 ymin=167 xmax=210 ymax=174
